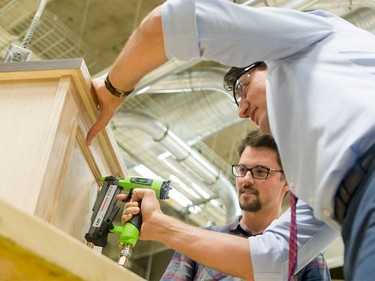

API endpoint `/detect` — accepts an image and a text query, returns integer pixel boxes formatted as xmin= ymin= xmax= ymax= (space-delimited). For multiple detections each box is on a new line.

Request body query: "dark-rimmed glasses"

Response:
xmin=232 ymin=62 xmax=263 ymax=106
xmin=232 ymin=164 xmax=283 ymax=180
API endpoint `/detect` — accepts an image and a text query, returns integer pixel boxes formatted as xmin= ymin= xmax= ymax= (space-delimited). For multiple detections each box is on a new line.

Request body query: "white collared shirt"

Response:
xmin=161 ymin=0 xmax=375 ymax=279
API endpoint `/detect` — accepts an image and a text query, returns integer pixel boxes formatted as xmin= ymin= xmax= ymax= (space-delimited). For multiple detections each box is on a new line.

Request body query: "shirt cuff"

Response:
xmin=161 ymin=0 xmax=201 ymax=60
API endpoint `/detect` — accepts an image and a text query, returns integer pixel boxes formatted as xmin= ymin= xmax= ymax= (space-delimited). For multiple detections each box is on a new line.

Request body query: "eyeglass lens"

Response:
xmin=233 ymin=165 xmax=269 ymax=179
xmin=234 ymin=73 xmax=250 ymax=105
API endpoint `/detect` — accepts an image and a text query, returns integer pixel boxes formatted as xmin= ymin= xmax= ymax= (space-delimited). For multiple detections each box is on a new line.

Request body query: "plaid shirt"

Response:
xmin=160 ymin=216 xmax=331 ymax=281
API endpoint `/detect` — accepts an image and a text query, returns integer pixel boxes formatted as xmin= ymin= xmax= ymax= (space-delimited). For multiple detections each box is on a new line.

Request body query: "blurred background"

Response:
xmin=2 ymin=0 xmax=374 ymax=279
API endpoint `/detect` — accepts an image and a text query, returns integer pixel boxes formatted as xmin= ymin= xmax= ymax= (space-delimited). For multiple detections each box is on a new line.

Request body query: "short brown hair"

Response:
xmin=237 ymin=129 xmax=282 ymax=169
xmin=223 ymin=62 xmax=266 ymax=92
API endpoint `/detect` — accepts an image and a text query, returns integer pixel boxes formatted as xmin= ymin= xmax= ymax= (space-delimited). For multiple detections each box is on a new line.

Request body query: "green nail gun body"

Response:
xmin=85 ymin=175 xmax=171 ymax=267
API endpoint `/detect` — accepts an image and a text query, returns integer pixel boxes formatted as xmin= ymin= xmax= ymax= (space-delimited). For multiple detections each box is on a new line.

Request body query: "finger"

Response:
xmin=121 ymin=213 xmax=132 ymax=224
xmin=130 ymin=189 xmax=144 ymax=202
xmin=86 ymin=124 xmax=100 ymax=146
xmin=123 ymin=205 xmax=139 ymax=215
xmin=131 ymin=188 xmax=157 ymax=202
xmin=125 ymin=201 xmax=139 ymax=208
xmin=86 ymin=111 xmax=113 ymax=146
xmin=117 ymin=194 xmax=128 ymax=201
xmin=121 ymin=205 xmax=140 ymax=224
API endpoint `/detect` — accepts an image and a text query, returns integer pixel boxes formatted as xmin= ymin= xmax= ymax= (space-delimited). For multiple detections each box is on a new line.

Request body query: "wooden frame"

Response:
xmin=0 ymin=59 xmax=144 ymax=280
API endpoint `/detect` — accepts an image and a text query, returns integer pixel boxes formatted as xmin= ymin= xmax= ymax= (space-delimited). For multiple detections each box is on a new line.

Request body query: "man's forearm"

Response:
xmin=86 ymin=5 xmax=168 ymax=145
xmin=108 ymin=5 xmax=168 ymax=92
xmin=152 ymin=214 xmax=254 ymax=280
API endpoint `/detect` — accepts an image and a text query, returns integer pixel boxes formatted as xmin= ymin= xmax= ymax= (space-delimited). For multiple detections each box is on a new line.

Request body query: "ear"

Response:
xmin=282 ymin=180 xmax=289 ymax=193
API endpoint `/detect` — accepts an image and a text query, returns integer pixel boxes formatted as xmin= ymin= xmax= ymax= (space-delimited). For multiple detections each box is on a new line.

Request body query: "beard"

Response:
xmin=239 ymin=185 xmax=262 ymax=212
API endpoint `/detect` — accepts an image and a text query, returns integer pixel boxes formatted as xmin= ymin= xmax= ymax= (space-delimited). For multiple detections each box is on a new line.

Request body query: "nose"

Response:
xmin=242 ymin=170 xmax=255 ymax=183
xmin=238 ymin=101 xmax=250 ymax=118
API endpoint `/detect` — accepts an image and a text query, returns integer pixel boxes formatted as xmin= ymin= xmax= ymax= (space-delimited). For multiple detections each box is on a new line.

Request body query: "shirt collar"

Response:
xmin=229 ymin=215 xmax=264 ymax=237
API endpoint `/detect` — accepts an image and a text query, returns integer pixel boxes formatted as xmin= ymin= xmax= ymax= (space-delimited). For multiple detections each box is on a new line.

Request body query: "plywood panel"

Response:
xmin=0 ymin=59 xmax=126 ymax=220
xmin=0 ymin=78 xmax=59 ymax=212
xmin=53 ymin=136 xmax=99 ymax=241
xmin=34 ymin=76 xmax=80 ymax=223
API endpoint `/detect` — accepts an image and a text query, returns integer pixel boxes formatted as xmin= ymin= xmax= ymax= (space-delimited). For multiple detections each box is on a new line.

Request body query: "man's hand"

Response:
xmin=117 ymin=189 xmax=164 ymax=241
xmin=86 ymin=77 xmax=126 ymax=146
xmin=117 ymin=193 xmax=140 ymax=224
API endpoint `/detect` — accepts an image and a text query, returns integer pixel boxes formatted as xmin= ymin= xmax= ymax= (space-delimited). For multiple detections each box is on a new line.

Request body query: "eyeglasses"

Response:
xmin=232 ymin=164 xmax=283 ymax=180
xmin=232 ymin=62 xmax=263 ymax=106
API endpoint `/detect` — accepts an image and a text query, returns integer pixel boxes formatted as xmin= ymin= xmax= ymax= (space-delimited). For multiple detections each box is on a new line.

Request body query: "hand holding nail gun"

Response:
xmin=85 ymin=175 xmax=171 ymax=267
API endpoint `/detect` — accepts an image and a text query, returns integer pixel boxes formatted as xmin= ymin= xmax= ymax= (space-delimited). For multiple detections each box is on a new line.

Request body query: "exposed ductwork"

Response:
xmin=115 ymin=111 xmax=241 ymax=222
xmin=122 ymin=66 xmax=245 ymax=145
xmin=138 ymin=67 xmax=231 ymax=98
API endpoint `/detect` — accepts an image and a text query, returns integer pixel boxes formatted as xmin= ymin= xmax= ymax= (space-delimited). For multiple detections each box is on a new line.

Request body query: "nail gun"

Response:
xmin=85 ymin=175 xmax=171 ymax=267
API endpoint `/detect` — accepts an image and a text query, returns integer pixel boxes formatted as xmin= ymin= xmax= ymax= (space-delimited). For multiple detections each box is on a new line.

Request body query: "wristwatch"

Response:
xmin=104 ymin=74 xmax=133 ymax=97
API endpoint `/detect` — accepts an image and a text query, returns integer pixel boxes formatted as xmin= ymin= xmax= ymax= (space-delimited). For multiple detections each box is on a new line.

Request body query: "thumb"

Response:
xmin=131 ymin=188 xmax=155 ymax=202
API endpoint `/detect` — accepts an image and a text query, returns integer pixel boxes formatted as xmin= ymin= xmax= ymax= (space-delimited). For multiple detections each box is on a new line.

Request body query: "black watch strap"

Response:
xmin=104 ymin=74 xmax=133 ymax=97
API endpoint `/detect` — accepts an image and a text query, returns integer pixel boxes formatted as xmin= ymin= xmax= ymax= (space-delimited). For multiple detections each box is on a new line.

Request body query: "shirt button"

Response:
xmin=323 ymin=209 xmax=332 ymax=217
xmin=309 ymin=197 xmax=314 ymax=204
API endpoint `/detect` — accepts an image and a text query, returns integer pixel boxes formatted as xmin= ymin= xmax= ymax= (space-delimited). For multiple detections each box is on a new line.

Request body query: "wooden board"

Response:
xmin=0 ymin=197 xmax=144 ymax=281
xmin=0 ymin=236 xmax=83 ymax=281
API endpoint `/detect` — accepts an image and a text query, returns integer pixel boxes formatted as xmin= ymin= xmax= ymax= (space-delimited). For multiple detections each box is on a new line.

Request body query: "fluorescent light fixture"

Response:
xmin=210 ymin=199 xmax=222 ymax=208
xmin=132 ymin=164 xmax=160 ymax=179
xmin=160 ymin=157 xmax=183 ymax=175
xmin=158 ymin=151 xmax=171 ymax=159
xmin=192 ymin=182 xmax=210 ymax=199
xmin=188 ymin=205 xmax=202 ymax=214
xmin=170 ymin=174 xmax=200 ymax=199
xmin=169 ymin=188 xmax=192 ymax=207
xmin=134 ymin=85 xmax=151 ymax=95
xmin=170 ymin=174 xmax=184 ymax=186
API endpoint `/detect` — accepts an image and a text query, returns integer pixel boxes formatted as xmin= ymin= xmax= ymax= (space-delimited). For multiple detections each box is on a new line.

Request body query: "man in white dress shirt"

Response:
xmin=87 ymin=1 xmax=375 ymax=280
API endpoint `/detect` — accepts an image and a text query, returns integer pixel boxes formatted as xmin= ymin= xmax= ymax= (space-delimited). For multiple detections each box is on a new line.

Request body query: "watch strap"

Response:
xmin=104 ymin=74 xmax=133 ymax=97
